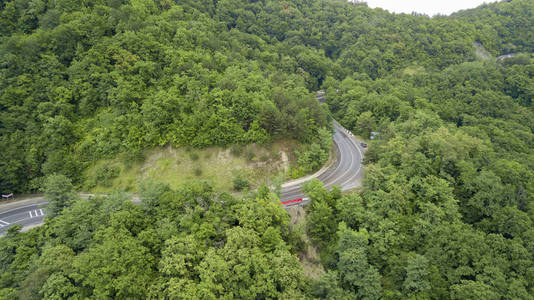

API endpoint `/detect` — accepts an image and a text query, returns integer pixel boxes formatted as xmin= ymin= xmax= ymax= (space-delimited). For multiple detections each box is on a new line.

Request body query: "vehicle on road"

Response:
xmin=2 ymin=123 xmax=364 ymax=234
xmin=360 ymin=142 xmax=367 ymax=148
xmin=281 ymin=198 xmax=303 ymax=205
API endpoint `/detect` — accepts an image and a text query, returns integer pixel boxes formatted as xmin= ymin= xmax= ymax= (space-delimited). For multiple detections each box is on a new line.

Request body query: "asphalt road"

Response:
xmin=0 ymin=202 xmax=48 ymax=235
xmin=279 ymin=122 xmax=364 ymax=206
xmin=0 ymin=99 xmax=364 ymax=235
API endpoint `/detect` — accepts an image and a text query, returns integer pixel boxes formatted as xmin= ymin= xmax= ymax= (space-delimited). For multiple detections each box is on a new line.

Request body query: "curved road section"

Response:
xmin=1 ymin=122 xmax=365 ymax=235
xmin=280 ymin=122 xmax=364 ymax=206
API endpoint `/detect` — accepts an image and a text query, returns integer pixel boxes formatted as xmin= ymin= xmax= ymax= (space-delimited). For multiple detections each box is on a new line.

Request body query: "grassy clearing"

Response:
xmin=402 ymin=65 xmax=425 ymax=76
xmin=83 ymin=140 xmax=300 ymax=193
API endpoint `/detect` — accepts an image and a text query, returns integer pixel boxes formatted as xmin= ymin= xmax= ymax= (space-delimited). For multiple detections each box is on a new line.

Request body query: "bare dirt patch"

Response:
xmin=286 ymin=206 xmax=325 ymax=279
xmin=84 ymin=140 xmax=300 ymax=193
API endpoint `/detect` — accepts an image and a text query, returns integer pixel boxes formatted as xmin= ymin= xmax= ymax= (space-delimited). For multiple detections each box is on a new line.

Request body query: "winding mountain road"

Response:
xmin=0 ymin=97 xmax=365 ymax=235
xmin=280 ymin=122 xmax=364 ymax=205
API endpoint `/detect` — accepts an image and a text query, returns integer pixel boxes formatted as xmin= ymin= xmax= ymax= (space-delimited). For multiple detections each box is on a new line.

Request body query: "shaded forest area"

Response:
xmin=1 ymin=0 xmax=534 ymax=299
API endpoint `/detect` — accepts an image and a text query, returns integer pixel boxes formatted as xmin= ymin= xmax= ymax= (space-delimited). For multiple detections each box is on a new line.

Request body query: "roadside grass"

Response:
xmin=83 ymin=140 xmax=300 ymax=193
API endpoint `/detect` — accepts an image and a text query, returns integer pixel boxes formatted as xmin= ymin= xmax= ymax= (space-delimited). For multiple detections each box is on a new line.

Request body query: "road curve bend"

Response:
xmin=280 ymin=121 xmax=364 ymax=206
xmin=1 ymin=120 xmax=365 ymax=235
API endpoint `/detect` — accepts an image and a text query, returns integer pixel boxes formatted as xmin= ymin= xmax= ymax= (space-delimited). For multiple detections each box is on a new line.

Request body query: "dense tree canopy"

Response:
xmin=1 ymin=0 xmax=534 ymax=298
xmin=0 ymin=182 xmax=309 ymax=298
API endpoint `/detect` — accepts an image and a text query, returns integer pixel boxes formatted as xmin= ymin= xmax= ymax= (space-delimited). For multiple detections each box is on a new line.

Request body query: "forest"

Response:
xmin=1 ymin=0 xmax=534 ymax=299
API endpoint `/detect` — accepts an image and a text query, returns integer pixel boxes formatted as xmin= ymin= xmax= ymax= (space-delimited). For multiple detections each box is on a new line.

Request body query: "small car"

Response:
xmin=360 ymin=142 xmax=368 ymax=148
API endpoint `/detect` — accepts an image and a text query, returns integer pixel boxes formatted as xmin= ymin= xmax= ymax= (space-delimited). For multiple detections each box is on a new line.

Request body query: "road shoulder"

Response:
xmin=0 ymin=196 xmax=47 ymax=214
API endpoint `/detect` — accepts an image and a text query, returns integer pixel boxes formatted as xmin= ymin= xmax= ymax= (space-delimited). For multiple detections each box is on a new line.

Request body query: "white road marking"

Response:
xmin=280 ymin=122 xmax=364 ymax=202
xmin=319 ymin=131 xmax=347 ymax=183
xmin=339 ymin=131 xmax=364 ymax=189
xmin=322 ymin=124 xmax=355 ymax=188
xmin=28 ymin=210 xmax=44 ymax=218
xmin=326 ymin=123 xmax=364 ymax=190
xmin=0 ymin=220 xmax=9 ymax=227
xmin=0 ymin=201 xmax=49 ymax=215
xmin=326 ymin=137 xmax=354 ymax=189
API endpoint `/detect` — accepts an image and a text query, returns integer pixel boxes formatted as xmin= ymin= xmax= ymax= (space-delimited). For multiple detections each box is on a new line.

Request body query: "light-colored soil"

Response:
xmin=84 ymin=140 xmax=300 ymax=193
xmin=280 ymin=150 xmax=289 ymax=172
xmin=474 ymin=41 xmax=491 ymax=60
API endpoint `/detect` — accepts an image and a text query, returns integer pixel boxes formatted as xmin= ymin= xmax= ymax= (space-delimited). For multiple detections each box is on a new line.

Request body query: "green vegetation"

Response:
xmin=309 ymin=51 xmax=534 ymax=298
xmin=232 ymin=172 xmax=250 ymax=191
xmin=0 ymin=0 xmax=331 ymax=193
xmin=42 ymin=174 xmax=76 ymax=218
xmin=1 ymin=182 xmax=308 ymax=298
xmin=2 ymin=0 xmax=534 ymax=298
xmin=83 ymin=142 xmax=297 ymax=193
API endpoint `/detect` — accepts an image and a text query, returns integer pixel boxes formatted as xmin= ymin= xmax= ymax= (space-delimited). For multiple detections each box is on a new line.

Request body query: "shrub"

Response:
xmin=230 ymin=145 xmax=243 ymax=157
xmin=245 ymin=148 xmax=255 ymax=162
xmin=93 ymin=165 xmax=120 ymax=187
xmin=189 ymin=152 xmax=199 ymax=161
xmin=260 ymin=153 xmax=270 ymax=162
xmin=121 ymin=150 xmax=145 ymax=169
xmin=233 ymin=175 xmax=250 ymax=191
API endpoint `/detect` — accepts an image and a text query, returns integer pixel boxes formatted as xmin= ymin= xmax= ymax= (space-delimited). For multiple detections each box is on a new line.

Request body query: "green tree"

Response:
xmin=42 ymin=174 xmax=76 ymax=218
xmin=139 ymin=180 xmax=170 ymax=211
xmin=355 ymin=111 xmax=376 ymax=139
xmin=72 ymin=228 xmax=156 ymax=298
xmin=403 ymin=254 xmax=431 ymax=297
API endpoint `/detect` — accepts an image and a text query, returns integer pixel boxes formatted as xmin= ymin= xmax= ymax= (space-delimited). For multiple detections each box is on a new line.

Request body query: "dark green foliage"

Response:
xmin=139 ymin=180 xmax=170 ymax=211
xmin=293 ymin=127 xmax=333 ymax=177
xmin=1 ymin=0 xmax=534 ymax=298
xmin=317 ymin=49 xmax=534 ymax=299
xmin=0 ymin=0 xmax=330 ymax=193
xmin=230 ymin=145 xmax=243 ymax=157
xmin=91 ymin=165 xmax=120 ymax=187
xmin=244 ymin=147 xmax=256 ymax=162
xmin=0 ymin=181 xmax=307 ymax=298
xmin=232 ymin=174 xmax=250 ymax=191
xmin=188 ymin=152 xmax=199 ymax=162
xmin=42 ymin=174 xmax=76 ymax=218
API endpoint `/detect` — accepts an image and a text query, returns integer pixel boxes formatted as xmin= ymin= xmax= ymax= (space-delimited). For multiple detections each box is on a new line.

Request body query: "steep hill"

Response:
xmin=1 ymin=0 xmax=534 ymax=299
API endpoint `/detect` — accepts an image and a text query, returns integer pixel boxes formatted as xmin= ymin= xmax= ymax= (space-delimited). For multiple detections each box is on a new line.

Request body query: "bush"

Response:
xmin=92 ymin=165 xmax=120 ymax=187
xmin=233 ymin=175 xmax=250 ymax=191
xmin=230 ymin=145 xmax=243 ymax=157
xmin=245 ymin=148 xmax=255 ymax=162
xmin=271 ymin=151 xmax=281 ymax=161
xmin=189 ymin=152 xmax=199 ymax=161
xmin=260 ymin=153 xmax=270 ymax=162
xmin=42 ymin=174 xmax=76 ymax=218
xmin=194 ymin=167 xmax=203 ymax=176
xmin=121 ymin=150 xmax=145 ymax=169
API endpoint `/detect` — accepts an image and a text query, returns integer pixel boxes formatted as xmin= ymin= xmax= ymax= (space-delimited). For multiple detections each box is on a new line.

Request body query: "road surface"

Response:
xmin=0 ymin=121 xmax=364 ymax=235
xmin=0 ymin=201 xmax=48 ymax=235
xmin=279 ymin=122 xmax=364 ymax=206
xmin=1 ymin=96 xmax=365 ymax=235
